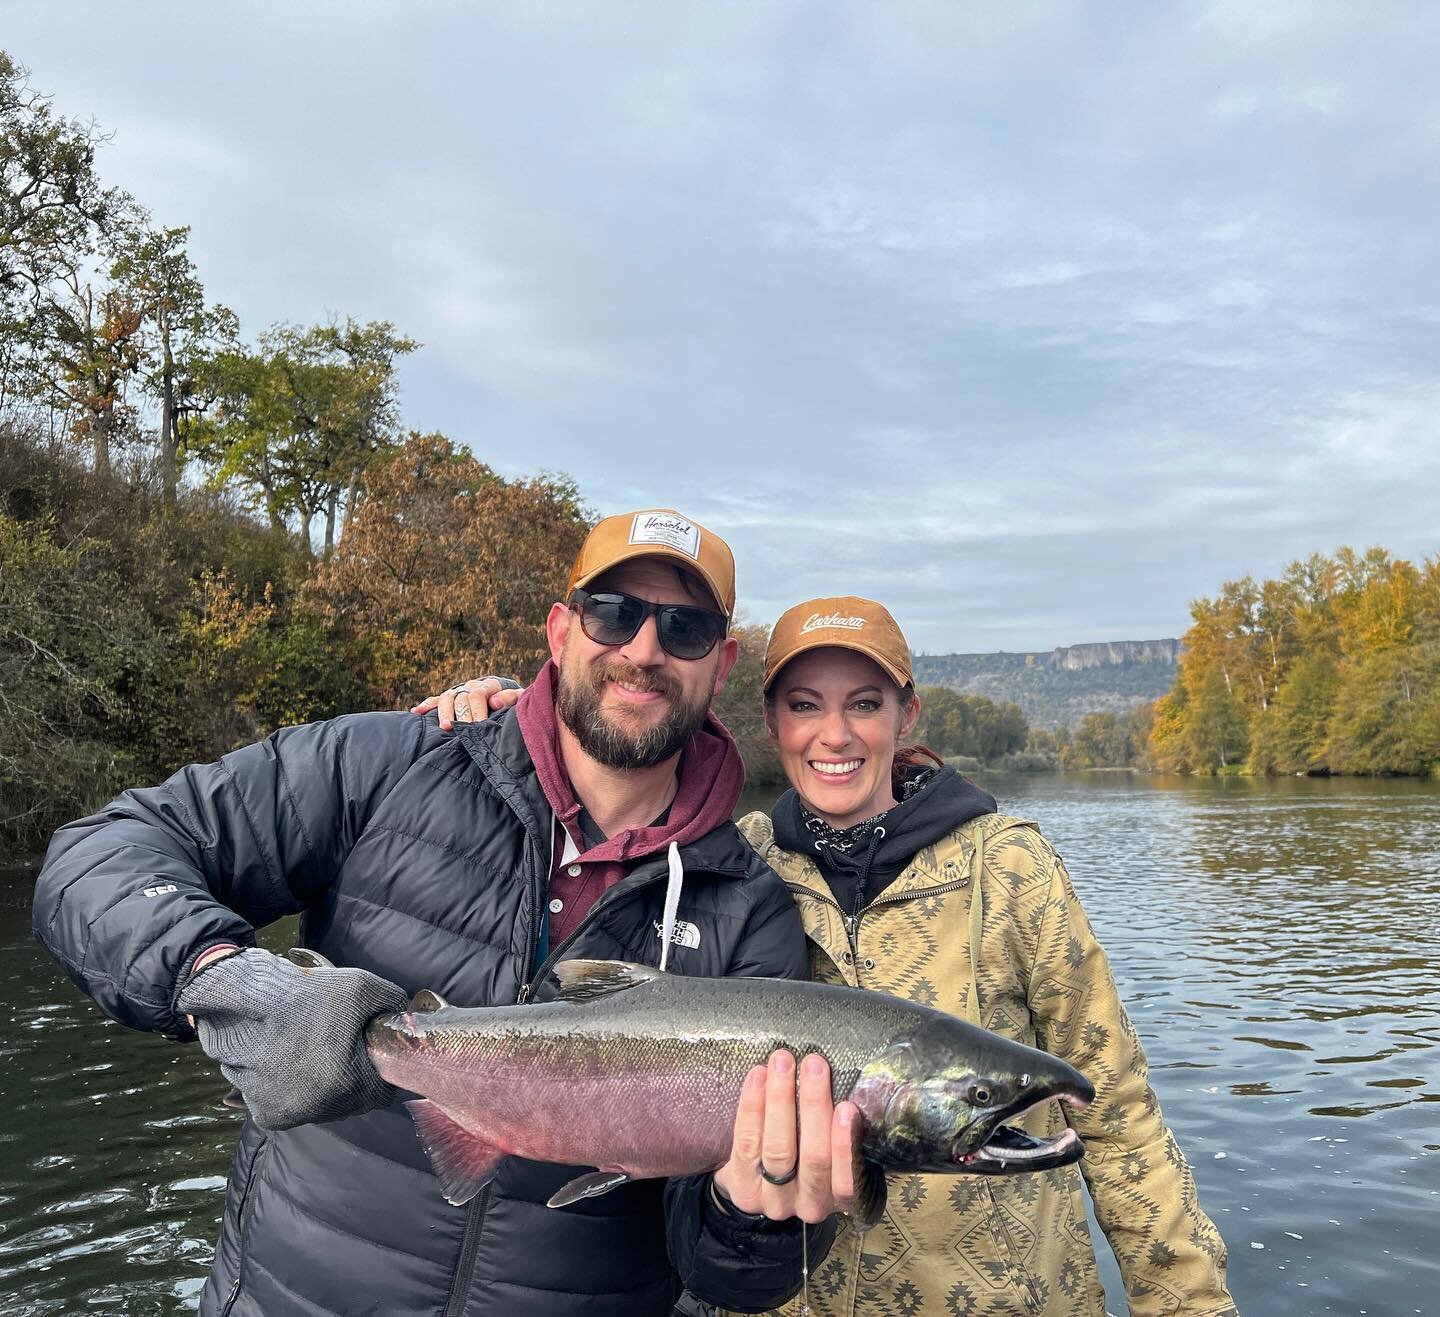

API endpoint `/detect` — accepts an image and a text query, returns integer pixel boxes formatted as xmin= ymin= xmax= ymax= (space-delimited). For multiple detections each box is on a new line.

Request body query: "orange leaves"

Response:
xmin=1155 ymin=546 xmax=1439 ymax=774
xmin=308 ymin=433 xmax=589 ymax=707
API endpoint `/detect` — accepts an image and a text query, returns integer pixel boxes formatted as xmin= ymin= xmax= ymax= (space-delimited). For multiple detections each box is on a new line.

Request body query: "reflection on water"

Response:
xmin=5 ymin=774 xmax=1439 ymax=1314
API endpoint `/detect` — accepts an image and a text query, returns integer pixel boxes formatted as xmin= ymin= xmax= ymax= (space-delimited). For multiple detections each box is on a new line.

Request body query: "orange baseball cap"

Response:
xmin=566 ymin=508 xmax=736 ymax=616
xmin=763 ymin=596 xmax=914 ymax=691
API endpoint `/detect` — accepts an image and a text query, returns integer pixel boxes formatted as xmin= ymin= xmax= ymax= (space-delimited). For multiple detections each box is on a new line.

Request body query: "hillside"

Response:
xmin=912 ymin=640 xmax=1179 ymax=729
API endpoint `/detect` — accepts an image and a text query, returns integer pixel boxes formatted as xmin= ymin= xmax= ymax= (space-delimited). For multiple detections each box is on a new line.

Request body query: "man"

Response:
xmin=33 ymin=509 xmax=851 ymax=1317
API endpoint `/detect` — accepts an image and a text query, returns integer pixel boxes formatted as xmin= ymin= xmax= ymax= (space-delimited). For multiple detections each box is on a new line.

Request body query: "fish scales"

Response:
xmin=376 ymin=979 xmax=892 ymax=1176
xmin=356 ymin=957 xmax=1094 ymax=1218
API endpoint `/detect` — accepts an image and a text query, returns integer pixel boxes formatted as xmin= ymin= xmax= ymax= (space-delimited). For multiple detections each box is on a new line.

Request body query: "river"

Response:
xmin=3 ymin=772 xmax=1437 ymax=1315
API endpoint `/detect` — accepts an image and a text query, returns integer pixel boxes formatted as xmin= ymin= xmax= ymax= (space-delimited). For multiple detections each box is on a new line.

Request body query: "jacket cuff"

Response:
xmin=701 ymin=1178 xmax=806 ymax=1242
xmin=166 ymin=937 xmax=255 ymax=1041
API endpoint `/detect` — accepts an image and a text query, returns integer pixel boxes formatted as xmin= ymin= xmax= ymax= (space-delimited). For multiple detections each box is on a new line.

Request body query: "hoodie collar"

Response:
xmin=772 ymin=764 xmax=995 ymax=901
xmin=512 ymin=659 xmax=746 ymax=866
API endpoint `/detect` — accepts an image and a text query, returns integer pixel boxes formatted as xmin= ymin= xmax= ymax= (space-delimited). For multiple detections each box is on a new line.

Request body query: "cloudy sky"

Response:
xmin=11 ymin=3 xmax=1439 ymax=651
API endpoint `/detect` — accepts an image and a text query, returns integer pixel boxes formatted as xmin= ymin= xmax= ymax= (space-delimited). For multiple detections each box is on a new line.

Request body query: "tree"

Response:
xmin=1187 ymin=669 xmax=1249 ymax=771
xmin=913 ymin=685 xmax=972 ymax=757
xmin=911 ymin=686 xmax=1027 ymax=762
xmin=0 ymin=50 xmax=124 ymax=413
xmin=186 ymin=319 xmax=416 ymax=550
xmin=1066 ymin=712 xmax=1134 ymax=769
xmin=308 ymin=432 xmax=590 ymax=705
xmin=1326 ymin=644 xmax=1439 ymax=775
xmin=0 ymin=510 xmax=156 ymax=841
xmin=1249 ymin=652 xmax=1341 ymax=774
xmin=34 ymin=268 xmax=147 ymax=475
xmin=712 ymin=621 xmax=780 ymax=784
xmin=110 ymin=222 xmax=237 ymax=499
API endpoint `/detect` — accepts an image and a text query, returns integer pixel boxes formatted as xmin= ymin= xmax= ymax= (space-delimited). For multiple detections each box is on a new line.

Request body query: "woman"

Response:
xmin=422 ymin=596 xmax=1236 ymax=1317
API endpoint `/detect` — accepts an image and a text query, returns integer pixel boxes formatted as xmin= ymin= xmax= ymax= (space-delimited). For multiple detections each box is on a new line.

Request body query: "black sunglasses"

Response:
xmin=569 ymin=588 xmax=727 ymax=660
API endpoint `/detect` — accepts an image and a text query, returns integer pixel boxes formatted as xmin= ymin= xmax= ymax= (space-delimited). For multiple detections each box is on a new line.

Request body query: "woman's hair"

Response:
xmin=893 ymin=684 xmax=944 ymax=789
xmin=764 ymin=675 xmax=943 ymax=794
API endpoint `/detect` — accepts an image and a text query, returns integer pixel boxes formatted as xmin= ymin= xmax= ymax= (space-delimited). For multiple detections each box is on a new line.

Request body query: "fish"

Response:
xmin=330 ymin=952 xmax=1094 ymax=1228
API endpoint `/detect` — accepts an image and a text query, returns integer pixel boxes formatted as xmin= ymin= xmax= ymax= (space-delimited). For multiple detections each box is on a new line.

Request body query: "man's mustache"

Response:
xmin=590 ymin=659 xmax=680 ymax=702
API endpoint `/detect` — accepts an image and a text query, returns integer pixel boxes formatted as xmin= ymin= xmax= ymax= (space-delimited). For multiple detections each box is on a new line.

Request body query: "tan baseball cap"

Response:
xmin=764 ymin=596 xmax=914 ymax=691
xmin=566 ymin=508 xmax=736 ymax=616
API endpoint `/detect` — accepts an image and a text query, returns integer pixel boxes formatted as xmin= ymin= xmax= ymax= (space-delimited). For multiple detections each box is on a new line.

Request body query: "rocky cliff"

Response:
xmin=911 ymin=639 xmax=1180 ymax=729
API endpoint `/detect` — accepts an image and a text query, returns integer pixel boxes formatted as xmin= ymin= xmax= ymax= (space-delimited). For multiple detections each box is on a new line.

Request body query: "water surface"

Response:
xmin=4 ymin=772 xmax=1438 ymax=1314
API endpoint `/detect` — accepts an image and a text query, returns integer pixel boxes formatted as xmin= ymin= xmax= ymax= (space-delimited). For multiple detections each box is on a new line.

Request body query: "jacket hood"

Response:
xmin=514 ymin=659 xmax=746 ymax=863
xmin=771 ymin=765 xmax=996 ymax=886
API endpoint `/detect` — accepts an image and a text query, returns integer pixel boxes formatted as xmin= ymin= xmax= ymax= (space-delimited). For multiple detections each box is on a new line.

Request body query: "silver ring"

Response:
xmin=758 ymin=1161 xmax=798 ymax=1186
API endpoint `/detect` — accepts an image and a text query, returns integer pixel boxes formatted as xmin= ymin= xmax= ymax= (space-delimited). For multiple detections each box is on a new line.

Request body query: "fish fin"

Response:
xmin=286 ymin=947 xmax=335 ymax=972
xmin=409 ymin=988 xmax=450 ymax=1012
xmin=550 ymin=959 xmax=662 ymax=1003
xmin=405 ymin=1099 xmax=506 ymax=1206
xmin=222 ymin=1086 xmax=247 ymax=1112
xmin=547 ymin=1168 xmax=634 ymax=1207
xmin=848 ymin=1152 xmax=888 ymax=1232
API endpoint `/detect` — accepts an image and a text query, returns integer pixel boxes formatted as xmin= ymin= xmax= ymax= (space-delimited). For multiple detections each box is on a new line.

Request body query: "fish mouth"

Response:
xmin=956 ymin=1122 xmax=1084 ymax=1174
xmin=953 ymin=1088 xmax=1091 ymax=1174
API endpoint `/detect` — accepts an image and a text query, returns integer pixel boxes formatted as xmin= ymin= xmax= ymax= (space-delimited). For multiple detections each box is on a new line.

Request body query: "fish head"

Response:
xmin=853 ymin=1024 xmax=1095 ymax=1175
xmin=364 ymin=991 xmax=456 ymax=1087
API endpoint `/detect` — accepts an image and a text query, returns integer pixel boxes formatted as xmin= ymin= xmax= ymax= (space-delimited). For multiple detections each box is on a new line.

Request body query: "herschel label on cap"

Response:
xmin=628 ymin=511 xmax=701 ymax=559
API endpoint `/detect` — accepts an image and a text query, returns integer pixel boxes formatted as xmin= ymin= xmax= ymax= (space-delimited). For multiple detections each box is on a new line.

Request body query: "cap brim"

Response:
xmin=765 ymin=635 xmax=912 ymax=691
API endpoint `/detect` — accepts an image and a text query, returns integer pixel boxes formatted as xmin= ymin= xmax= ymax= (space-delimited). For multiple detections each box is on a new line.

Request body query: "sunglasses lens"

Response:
xmin=574 ymin=591 xmax=724 ymax=659
xmin=579 ymin=593 xmax=645 ymax=646
xmin=657 ymin=607 xmax=723 ymax=660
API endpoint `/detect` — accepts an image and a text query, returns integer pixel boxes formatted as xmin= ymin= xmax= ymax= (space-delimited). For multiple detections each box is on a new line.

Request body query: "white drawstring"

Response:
xmin=659 ymin=841 xmax=684 ymax=972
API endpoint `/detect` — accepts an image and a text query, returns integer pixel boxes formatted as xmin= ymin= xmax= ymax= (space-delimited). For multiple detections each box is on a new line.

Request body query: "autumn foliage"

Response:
xmin=308 ymin=433 xmax=591 ymax=707
xmin=1149 ymin=548 xmax=1440 ymax=775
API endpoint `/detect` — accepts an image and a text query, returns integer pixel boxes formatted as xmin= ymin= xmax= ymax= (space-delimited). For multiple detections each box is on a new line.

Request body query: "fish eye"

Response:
xmin=970 ymin=1083 xmax=993 ymax=1107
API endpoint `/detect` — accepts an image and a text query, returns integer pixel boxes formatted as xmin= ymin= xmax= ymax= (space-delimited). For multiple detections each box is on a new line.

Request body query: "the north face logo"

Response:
xmin=654 ymin=919 xmax=701 ymax=950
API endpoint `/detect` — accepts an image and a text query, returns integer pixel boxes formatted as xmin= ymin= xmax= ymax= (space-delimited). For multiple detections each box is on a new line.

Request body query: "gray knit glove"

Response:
xmin=177 ymin=948 xmax=409 ymax=1131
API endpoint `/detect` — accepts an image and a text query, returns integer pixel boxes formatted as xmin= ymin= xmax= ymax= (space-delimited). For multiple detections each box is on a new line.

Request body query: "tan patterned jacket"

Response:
xmin=736 ymin=810 xmax=1236 ymax=1317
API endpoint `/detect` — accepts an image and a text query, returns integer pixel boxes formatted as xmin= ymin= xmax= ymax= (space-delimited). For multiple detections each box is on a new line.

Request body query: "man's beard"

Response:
xmin=556 ymin=655 xmax=711 ymax=770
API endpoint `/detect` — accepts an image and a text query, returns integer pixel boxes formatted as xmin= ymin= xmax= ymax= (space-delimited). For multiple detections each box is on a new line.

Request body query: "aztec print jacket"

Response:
xmin=736 ymin=808 xmax=1237 ymax=1317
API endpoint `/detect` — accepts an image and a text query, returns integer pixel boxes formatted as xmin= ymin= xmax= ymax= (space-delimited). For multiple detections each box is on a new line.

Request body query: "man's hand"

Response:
xmin=711 ymin=1050 xmax=859 ymax=1224
xmin=410 ymin=677 xmax=524 ymax=729
xmin=177 ymin=948 xmax=409 ymax=1131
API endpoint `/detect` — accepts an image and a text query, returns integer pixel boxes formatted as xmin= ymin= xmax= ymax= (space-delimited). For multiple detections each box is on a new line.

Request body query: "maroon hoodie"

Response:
xmin=515 ymin=659 xmax=746 ymax=944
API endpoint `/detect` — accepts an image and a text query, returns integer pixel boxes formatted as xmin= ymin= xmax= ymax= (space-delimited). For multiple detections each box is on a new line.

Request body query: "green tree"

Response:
xmin=1066 ymin=712 xmax=1134 ymax=768
xmin=713 ymin=621 xmax=780 ymax=785
xmin=1249 ymin=652 xmax=1341 ymax=774
xmin=1187 ymin=668 xmax=1249 ymax=770
xmin=1326 ymin=644 xmax=1439 ymax=775
xmin=0 ymin=50 xmax=124 ymax=414
xmin=912 ymin=685 xmax=972 ymax=757
xmin=110 ymin=222 xmax=237 ymax=499
xmin=186 ymin=319 xmax=416 ymax=551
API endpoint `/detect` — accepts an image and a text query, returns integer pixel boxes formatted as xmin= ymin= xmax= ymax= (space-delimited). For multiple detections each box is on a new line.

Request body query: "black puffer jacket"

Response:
xmin=33 ymin=709 xmax=830 ymax=1317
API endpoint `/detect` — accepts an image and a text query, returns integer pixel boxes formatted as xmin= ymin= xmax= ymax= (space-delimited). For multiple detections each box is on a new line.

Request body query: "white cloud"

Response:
xmin=4 ymin=1 xmax=1436 ymax=649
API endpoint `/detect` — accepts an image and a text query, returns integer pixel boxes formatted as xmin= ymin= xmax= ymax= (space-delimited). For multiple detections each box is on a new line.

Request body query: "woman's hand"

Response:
xmin=410 ymin=677 xmax=523 ymax=729
xmin=711 ymin=1049 xmax=859 ymax=1224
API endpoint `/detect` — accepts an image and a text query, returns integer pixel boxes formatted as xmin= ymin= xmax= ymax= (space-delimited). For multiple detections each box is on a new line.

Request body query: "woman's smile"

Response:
xmin=770 ymin=648 xmax=918 ymax=829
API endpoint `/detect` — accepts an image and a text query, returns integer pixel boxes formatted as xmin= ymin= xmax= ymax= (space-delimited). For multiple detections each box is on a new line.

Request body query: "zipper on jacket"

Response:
xmin=441 ymin=1183 xmax=493 ymax=1317
xmin=785 ymin=877 xmax=973 ymax=965
xmin=219 ymin=1136 xmax=270 ymax=1317
xmin=517 ymin=865 xmax=669 ymax=1003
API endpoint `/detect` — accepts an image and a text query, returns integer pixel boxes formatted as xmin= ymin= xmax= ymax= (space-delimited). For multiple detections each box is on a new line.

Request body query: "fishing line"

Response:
xmin=799 ymin=1222 xmax=810 ymax=1317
